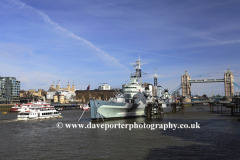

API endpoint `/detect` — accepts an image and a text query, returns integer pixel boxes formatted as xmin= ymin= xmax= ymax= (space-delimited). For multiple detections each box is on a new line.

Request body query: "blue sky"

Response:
xmin=1 ymin=0 xmax=240 ymax=96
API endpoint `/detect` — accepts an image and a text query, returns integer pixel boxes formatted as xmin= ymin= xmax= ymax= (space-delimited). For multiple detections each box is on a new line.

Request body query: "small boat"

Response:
xmin=56 ymin=107 xmax=63 ymax=111
xmin=82 ymin=104 xmax=90 ymax=111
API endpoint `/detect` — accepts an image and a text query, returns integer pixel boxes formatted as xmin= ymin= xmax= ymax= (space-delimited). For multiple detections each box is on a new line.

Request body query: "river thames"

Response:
xmin=0 ymin=106 xmax=239 ymax=159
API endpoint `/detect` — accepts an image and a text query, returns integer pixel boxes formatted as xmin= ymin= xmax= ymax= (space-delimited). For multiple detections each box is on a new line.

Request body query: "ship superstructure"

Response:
xmin=122 ymin=56 xmax=148 ymax=101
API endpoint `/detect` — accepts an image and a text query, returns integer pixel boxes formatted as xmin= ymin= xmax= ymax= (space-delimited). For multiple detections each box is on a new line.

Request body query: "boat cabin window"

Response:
xmin=20 ymin=113 xmax=29 ymax=115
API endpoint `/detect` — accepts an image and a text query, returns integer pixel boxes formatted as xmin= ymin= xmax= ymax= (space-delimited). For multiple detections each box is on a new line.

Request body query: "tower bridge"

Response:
xmin=180 ymin=67 xmax=234 ymax=97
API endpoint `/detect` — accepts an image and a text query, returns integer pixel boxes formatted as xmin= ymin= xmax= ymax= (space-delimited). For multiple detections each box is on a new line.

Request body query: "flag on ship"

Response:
xmin=87 ymin=85 xmax=90 ymax=90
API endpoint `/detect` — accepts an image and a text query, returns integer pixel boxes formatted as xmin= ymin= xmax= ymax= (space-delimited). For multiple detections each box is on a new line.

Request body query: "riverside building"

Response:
xmin=46 ymin=81 xmax=76 ymax=103
xmin=0 ymin=77 xmax=20 ymax=104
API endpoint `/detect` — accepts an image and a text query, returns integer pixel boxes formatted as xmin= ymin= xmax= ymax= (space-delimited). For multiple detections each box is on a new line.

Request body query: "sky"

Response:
xmin=1 ymin=0 xmax=240 ymax=96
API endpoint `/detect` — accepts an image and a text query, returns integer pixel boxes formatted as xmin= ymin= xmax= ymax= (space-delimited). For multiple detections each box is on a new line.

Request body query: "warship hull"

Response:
xmin=90 ymin=100 xmax=146 ymax=120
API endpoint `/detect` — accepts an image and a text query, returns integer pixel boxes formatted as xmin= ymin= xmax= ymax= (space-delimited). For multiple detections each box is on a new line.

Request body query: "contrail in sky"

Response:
xmin=6 ymin=0 xmax=127 ymax=69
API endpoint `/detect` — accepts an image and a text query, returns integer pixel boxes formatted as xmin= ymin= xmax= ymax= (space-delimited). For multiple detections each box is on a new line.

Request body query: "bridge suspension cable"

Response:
xmin=169 ymin=84 xmax=182 ymax=96
xmin=233 ymin=82 xmax=240 ymax=92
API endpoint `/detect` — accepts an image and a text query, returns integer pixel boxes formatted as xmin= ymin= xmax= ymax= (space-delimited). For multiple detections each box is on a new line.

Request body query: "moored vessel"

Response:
xmin=56 ymin=107 xmax=63 ymax=111
xmin=158 ymin=89 xmax=173 ymax=113
xmin=11 ymin=101 xmax=55 ymax=112
xmin=83 ymin=104 xmax=90 ymax=111
xmin=90 ymin=56 xmax=153 ymax=120
xmin=9 ymin=104 xmax=21 ymax=112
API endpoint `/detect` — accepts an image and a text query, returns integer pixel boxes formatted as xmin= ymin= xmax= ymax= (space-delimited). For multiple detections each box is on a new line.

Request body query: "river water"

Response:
xmin=0 ymin=106 xmax=239 ymax=159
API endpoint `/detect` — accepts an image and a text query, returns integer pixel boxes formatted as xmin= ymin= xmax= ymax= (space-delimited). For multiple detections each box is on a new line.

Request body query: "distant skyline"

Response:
xmin=1 ymin=0 xmax=240 ymax=96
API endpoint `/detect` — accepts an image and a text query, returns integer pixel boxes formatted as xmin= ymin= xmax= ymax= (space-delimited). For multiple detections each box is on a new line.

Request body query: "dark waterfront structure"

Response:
xmin=52 ymin=103 xmax=81 ymax=110
xmin=0 ymin=77 xmax=20 ymax=104
xmin=75 ymin=89 xmax=118 ymax=103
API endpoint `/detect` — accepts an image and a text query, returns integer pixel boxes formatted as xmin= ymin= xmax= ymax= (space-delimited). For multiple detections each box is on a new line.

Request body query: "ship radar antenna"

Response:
xmin=130 ymin=55 xmax=147 ymax=85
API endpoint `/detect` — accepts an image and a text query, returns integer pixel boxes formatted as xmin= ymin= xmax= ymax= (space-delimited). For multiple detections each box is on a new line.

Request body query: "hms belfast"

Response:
xmin=90 ymin=56 xmax=154 ymax=120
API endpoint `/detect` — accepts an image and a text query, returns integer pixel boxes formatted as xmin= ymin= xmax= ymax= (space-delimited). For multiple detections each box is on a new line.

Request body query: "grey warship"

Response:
xmin=90 ymin=56 xmax=153 ymax=120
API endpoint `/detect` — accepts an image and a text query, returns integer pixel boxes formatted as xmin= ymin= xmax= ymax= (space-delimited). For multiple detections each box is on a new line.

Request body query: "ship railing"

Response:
xmin=105 ymin=92 xmax=113 ymax=100
xmin=112 ymin=92 xmax=118 ymax=98
xmin=114 ymin=89 xmax=124 ymax=98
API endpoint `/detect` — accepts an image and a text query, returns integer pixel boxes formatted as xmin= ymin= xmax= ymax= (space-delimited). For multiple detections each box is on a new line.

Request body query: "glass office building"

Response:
xmin=0 ymin=77 xmax=20 ymax=104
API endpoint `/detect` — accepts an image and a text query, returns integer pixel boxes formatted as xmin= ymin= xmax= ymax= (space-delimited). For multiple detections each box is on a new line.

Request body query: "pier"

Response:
xmin=170 ymin=99 xmax=240 ymax=121
xmin=146 ymin=102 xmax=164 ymax=118
xmin=231 ymin=98 xmax=240 ymax=116
xmin=172 ymin=103 xmax=185 ymax=113
xmin=52 ymin=103 xmax=82 ymax=110
xmin=171 ymin=100 xmax=232 ymax=113
xmin=0 ymin=104 xmax=14 ymax=111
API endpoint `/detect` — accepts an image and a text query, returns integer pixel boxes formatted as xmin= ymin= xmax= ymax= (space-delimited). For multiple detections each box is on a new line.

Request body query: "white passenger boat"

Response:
xmin=17 ymin=101 xmax=61 ymax=120
xmin=15 ymin=101 xmax=55 ymax=112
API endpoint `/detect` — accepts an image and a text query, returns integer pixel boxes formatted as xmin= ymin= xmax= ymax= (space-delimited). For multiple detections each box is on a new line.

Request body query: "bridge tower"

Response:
xmin=224 ymin=67 xmax=234 ymax=97
xmin=181 ymin=70 xmax=191 ymax=97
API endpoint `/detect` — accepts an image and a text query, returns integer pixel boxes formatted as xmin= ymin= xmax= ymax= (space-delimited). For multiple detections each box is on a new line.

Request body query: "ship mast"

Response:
xmin=130 ymin=55 xmax=147 ymax=85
